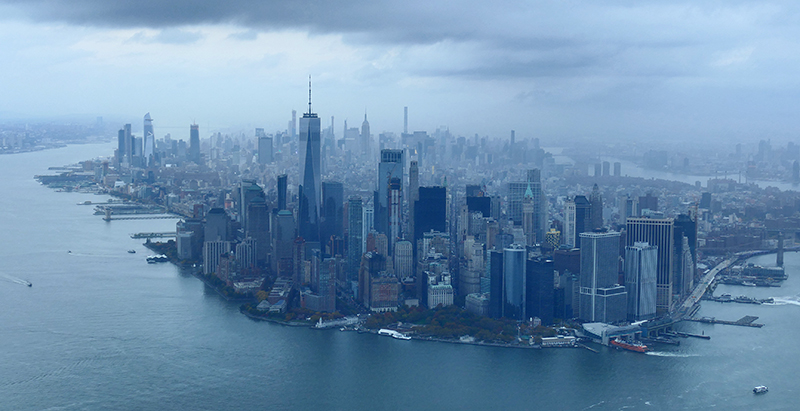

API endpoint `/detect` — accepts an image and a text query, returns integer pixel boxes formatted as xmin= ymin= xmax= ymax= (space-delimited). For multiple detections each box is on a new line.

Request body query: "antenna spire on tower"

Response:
xmin=308 ymin=75 xmax=312 ymax=114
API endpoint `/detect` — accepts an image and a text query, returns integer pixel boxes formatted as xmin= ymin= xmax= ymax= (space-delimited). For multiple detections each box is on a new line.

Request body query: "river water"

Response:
xmin=1 ymin=144 xmax=799 ymax=410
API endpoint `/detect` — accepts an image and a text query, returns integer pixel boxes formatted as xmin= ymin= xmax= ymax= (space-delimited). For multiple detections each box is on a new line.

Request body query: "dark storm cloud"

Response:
xmin=2 ymin=0 xmax=449 ymax=41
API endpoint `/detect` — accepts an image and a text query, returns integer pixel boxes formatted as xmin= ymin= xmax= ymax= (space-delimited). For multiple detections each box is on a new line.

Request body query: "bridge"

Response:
xmin=131 ymin=232 xmax=177 ymax=239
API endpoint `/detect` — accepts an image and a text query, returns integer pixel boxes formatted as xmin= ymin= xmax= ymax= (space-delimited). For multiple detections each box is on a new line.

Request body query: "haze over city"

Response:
xmin=2 ymin=1 xmax=800 ymax=142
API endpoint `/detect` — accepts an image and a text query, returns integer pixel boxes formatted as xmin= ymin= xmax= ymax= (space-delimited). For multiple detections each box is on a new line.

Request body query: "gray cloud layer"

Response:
xmin=4 ymin=0 xmax=800 ymax=140
xmin=7 ymin=1 xmax=792 ymax=80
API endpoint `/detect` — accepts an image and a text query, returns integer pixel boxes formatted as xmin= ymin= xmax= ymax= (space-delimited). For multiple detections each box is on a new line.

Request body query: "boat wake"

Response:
xmin=765 ymin=296 xmax=800 ymax=306
xmin=645 ymin=351 xmax=699 ymax=358
xmin=0 ymin=273 xmax=31 ymax=286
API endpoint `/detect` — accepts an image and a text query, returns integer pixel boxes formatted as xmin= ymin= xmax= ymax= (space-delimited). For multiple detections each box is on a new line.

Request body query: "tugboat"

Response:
xmin=753 ymin=386 xmax=768 ymax=394
xmin=610 ymin=338 xmax=649 ymax=353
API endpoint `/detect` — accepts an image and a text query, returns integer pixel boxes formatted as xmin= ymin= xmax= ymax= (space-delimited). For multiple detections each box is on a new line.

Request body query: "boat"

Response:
xmin=610 ymin=338 xmax=648 ymax=353
xmin=27 ymin=282 xmax=32 ymax=287
xmin=378 ymin=329 xmax=411 ymax=340
xmin=753 ymin=386 xmax=768 ymax=394
xmin=128 ymin=250 xmax=136 ymax=254
xmin=742 ymin=281 xmax=756 ymax=287
xmin=146 ymin=255 xmax=169 ymax=263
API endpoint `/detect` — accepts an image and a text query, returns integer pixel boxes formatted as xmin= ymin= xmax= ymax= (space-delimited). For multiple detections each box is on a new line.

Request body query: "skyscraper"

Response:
xmin=394 ymin=240 xmax=413 ymax=279
xmin=273 ymin=210 xmax=295 ymax=278
xmin=361 ymin=112 xmax=371 ymax=157
xmin=377 ymin=149 xmax=404 ymax=244
xmin=564 ymin=195 xmax=591 ymax=248
xmin=143 ymin=113 xmax=154 ymax=162
xmin=247 ymin=198 xmax=270 ymax=267
xmin=522 ymin=184 xmax=535 ymax=246
xmin=277 ymin=174 xmax=288 ymax=211
xmin=590 ymin=184 xmax=603 ymax=230
xmin=290 ymin=109 xmax=297 ymax=140
xmin=239 ymin=180 xmax=263 ymax=229
xmin=626 ymin=217 xmax=675 ymax=314
xmin=488 ymin=250 xmax=504 ymax=318
xmin=503 ymin=244 xmax=526 ymax=320
xmin=579 ymin=231 xmax=627 ymax=323
xmin=507 ymin=170 xmax=546 ymax=242
xmin=123 ymin=123 xmax=133 ymax=166
xmin=321 ymin=181 xmax=344 ymax=257
xmin=403 ymin=106 xmax=408 ymax=134
xmin=564 ymin=198 xmax=576 ymax=248
xmin=414 ymin=186 xmax=447 ymax=244
xmin=347 ymin=197 xmax=364 ymax=285
xmin=388 ymin=177 xmax=401 ymax=251
xmin=258 ymin=134 xmax=273 ymax=164
xmin=298 ymin=80 xmax=322 ymax=244
xmin=408 ymin=160 xmax=419 ymax=242
xmin=526 ymin=257 xmax=555 ymax=325
xmin=673 ymin=213 xmax=698 ymax=298
xmin=625 ymin=242 xmax=657 ymax=321
xmin=189 ymin=124 xmax=200 ymax=164
xmin=117 ymin=128 xmax=125 ymax=165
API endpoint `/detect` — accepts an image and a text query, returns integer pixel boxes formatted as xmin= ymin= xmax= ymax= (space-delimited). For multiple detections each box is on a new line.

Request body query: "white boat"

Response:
xmin=753 ymin=386 xmax=768 ymax=394
xmin=378 ymin=329 xmax=411 ymax=340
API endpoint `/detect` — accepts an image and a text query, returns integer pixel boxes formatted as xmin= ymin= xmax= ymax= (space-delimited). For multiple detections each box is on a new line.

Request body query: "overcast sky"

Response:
xmin=1 ymin=0 xmax=799 ymax=144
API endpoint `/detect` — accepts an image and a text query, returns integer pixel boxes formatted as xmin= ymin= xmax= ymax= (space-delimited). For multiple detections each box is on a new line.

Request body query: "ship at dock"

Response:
xmin=610 ymin=338 xmax=649 ymax=353
xmin=378 ymin=329 xmax=411 ymax=340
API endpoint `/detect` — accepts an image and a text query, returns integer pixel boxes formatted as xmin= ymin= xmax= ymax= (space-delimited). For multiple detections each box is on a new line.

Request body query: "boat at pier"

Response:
xmin=146 ymin=255 xmax=169 ymax=263
xmin=378 ymin=329 xmax=411 ymax=340
xmin=610 ymin=338 xmax=648 ymax=353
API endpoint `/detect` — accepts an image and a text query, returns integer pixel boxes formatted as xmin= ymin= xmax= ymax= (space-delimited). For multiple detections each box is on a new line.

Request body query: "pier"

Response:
xmin=103 ymin=215 xmax=181 ymax=221
xmin=685 ymin=316 xmax=764 ymax=328
xmin=131 ymin=232 xmax=177 ymax=239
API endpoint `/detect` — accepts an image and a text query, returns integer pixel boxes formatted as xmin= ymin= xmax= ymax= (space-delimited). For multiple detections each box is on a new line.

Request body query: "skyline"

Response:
xmin=2 ymin=1 xmax=800 ymax=143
